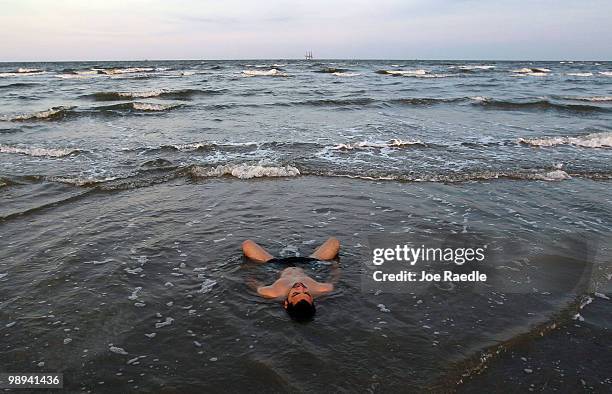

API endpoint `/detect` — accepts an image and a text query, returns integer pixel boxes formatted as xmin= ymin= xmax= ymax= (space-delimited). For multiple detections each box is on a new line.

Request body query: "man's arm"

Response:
xmin=247 ymin=278 xmax=279 ymax=298
xmin=257 ymin=284 xmax=280 ymax=298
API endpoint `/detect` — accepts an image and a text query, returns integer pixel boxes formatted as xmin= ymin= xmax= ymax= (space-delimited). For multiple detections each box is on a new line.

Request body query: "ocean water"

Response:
xmin=1 ymin=60 xmax=611 ymax=392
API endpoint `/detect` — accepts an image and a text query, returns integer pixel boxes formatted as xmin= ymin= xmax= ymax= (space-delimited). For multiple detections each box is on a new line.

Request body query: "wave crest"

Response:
xmin=450 ymin=65 xmax=496 ymax=71
xmin=0 ymin=144 xmax=82 ymax=157
xmin=333 ymin=72 xmax=361 ymax=77
xmin=95 ymin=67 xmax=155 ymax=75
xmin=519 ymin=132 xmax=612 ymax=148
xmin=472 ymin=98 xmax=608 ymax=113
xmin=331 ymin=139 xmax=424 ymax=151
xmin=97 ymin=102 xmax=182 ymax=112
xmin=85 ymin=88 xmax=224 ymax=101
xmin=242 ymin=69 xmax=287 ymax=77
xmin=8 ymin=106 xmax=75 ymax=121
xmin=190 ymin=164 xmax=300 ymax=179
xmin=512 ymin=67 xmax=551 ymax=76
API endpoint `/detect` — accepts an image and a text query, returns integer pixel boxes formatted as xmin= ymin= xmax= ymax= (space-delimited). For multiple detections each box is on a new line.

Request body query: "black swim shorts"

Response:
xmin=267 ymin=256 xmax=318 ymax=266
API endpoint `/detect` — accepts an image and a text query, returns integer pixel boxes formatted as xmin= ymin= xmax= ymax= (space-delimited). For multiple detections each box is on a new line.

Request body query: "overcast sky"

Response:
xmin=1 ymin=0 xmax=610 ymax=61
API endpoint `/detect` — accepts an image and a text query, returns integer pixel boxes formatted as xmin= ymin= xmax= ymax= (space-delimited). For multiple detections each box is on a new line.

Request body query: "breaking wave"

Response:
xmin=84 ymin=88 xmax=225 ymax=101
xmin=242 ymin=69 xmax=287 ymax=77
xmin=518 ymin=132 xmax=612 ymax=148
xmin=512 ymin=67 xmax=551 ymax=76
xmin=17 ymin=68 xmax=42 ymax=73
xmin=7 ymin=106 xmax=76 ymax=121
xmin=0 ymin=144 xmax=82 ymax=157
xmin=17 ymin=165 xmax=612 ymax=196
xmin=94 ymin=67 xmax=156 ymax=75
xmin=472 ymin=98 xmax=609 ymax=113
xmin=0 ymin=68 xmax=46 ymax=77
xmin=566 ymin=72 xmax=593 ymax=77
xmin=333 ymin=72 xmax=361 ymax=77
xmin=190 ymin=164 xmax=300 ymax=179
xmin=330 ymin=139 xmax=424 ymax=150
xmin=450 ymin=65 xmax=496 ymax=71
xmin=377 ymin=69 xmax=427 ymax=76
xmin=533 ymin=170 xmax=572 ymax=181
xmin=301 ymin=169 xmax=593 ymax=183
xmin=376 ymin=69 xmax=451 ymax=78
xmin=95 ymin=102 xmax=183 ymax=112
xmin=565 ymin=96 xmax=612 ymax=102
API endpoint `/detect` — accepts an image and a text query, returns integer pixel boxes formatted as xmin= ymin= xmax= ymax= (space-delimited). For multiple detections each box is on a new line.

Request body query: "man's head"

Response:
xmin=284 ymin=282 xmax=315 ymax=321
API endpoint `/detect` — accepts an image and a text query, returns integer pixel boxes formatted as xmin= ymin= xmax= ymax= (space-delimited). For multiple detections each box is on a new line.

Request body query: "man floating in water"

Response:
xmin=242 ymin=237 xmax=340 ymax=321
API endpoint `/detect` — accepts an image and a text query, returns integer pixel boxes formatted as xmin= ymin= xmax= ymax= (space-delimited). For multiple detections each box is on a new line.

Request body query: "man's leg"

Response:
xmin=310 ymin=237 xmax=340 ymax=260
xmin=242 ymin=240 xmax=274 ymax=263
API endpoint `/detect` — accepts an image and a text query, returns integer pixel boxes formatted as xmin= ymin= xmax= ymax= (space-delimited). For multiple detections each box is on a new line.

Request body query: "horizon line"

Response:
xmin=1 ymin=57 xmax=610 ymax=63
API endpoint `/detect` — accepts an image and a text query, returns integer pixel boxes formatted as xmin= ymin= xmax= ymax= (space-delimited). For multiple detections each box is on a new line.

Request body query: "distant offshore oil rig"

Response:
xmin=304 ymin=51 xmax=313 ymax=60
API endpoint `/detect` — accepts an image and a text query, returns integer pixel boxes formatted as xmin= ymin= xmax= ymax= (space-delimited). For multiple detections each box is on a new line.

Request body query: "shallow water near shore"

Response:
xmin=2 ymin=177 xmax=610 ymax=391
xmin=1 ymin=60 xmax=611 ymax=392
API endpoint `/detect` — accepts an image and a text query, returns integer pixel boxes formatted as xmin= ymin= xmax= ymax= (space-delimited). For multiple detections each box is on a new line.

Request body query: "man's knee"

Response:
xmin=327 ymin=237 xmax=340 ymax=248
xmin=242 ymin=239 xmax=255 ymax=252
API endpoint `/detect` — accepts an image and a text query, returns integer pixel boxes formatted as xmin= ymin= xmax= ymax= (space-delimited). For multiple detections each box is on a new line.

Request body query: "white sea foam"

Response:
xmin=599 ymin=71 xmax=612 ymax=76
xmin=451 ymin=65 xmax=495 ymax=70
xmin=17 ymin=68 xmax=41 ymax=73
xmin=128 ymin=287 xmax=142 ymax=300
xmin=118 ymin=89 xmax=167 ymax=98
xmin=567 ymin=96 xmax=612 ymax=102
xmin=383 ymin=69 xmax=427 ymax=76
xmin=331 ymin=139 xmax=422 ymax=150
xmin=56 ymin=70 xmax=102 ymax=79
xmin=99 ymin=67 xmax=155 ymax=75
xmin=77 ymin=70 xmax=99 ymax=75
xmin=191 ymin=164 xmax=300 ymax=179
xmin=0 ymin=69 xmax=45 ymax=77
xmin=519 ymin=132 xmax=612 ymax=148
xmin=534 ymin=170 xmax=571 ymax=181
xmin=0 ymin=144 xmax=80 ymax=157
xmin=197 ymin=278 xmax=217 ymax=293
xmin=55 ymin=74 xmax=89 ymax=79
xmin=155 ymin=317 xmax=174 ymax=328
xmin=132 ymin=102 xmax=178 ymax=111
xmin=8 ymin=106 xmax=73 ymax=121
xmin=241 ymin=69 xmax=287 ymax=77
xmin=109 ymin=346 xmax=128 ymax=355
xmin=566 ymin=72 xmax=593 ymax=77
xmin=512 ymin=67 xmax=551 ymax=76
xmin=332 ymin=72 xmax=361 ymax=77
xmin=171 ymin=142 xmax=210 ymax=151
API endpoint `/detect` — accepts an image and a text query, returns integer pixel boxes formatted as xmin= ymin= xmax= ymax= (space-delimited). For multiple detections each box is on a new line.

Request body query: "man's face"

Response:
xmin=287 ymin=282 xmax=313 ymax=305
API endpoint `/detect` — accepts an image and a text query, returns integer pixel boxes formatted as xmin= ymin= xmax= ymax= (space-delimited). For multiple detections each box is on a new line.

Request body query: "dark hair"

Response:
xmin=285 ymin=299 xmax=316 ymax=321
